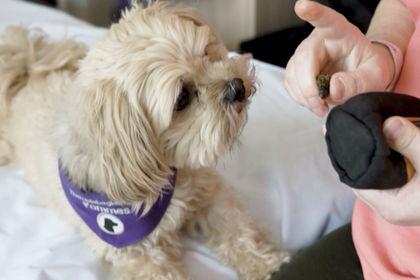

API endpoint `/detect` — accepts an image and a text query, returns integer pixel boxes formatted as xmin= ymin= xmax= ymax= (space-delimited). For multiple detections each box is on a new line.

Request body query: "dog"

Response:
xmin=0 ymin=2 xmax=289 ymax=279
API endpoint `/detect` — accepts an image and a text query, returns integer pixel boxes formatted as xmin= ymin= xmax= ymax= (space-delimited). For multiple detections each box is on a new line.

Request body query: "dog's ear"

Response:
xmin=88 ymin=80 xmax=172 ymax=212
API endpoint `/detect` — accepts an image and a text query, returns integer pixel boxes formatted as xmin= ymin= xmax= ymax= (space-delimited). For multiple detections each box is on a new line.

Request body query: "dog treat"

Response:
xmin=316 ymin=73 xmax=331 ymax=99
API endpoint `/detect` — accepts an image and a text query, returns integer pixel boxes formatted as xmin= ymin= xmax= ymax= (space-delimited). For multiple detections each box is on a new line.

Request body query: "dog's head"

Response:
xmin=77 ymin=1 xmax=256 ymax=210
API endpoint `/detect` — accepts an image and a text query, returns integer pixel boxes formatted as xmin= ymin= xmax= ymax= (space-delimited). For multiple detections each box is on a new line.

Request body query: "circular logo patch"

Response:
xmin=97 ymin=213 xmax=124 ymax=235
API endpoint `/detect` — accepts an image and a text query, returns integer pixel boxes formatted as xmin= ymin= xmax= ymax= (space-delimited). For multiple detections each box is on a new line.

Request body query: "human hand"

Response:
xmin=353 ymin=117 xmax=420 ymax=226
xmin=284 ymin=0 xmax=394 ymax=117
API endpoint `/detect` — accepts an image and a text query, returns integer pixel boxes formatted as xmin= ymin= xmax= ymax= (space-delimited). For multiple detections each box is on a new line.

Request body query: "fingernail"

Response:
xmin=383 ymin=118 xmax=404 ymax=140
xmin=322 ymin=124 xmax=327 ymax=135
xmin=308 ymin=97 xmax=328 ymax=117
xmin=335 ymin=77 xmax=345 ymax=100
xmin=308 ymin=96 xmax=322 ymax=109
xmin=311 ymin=102 xmax=328 ymax=117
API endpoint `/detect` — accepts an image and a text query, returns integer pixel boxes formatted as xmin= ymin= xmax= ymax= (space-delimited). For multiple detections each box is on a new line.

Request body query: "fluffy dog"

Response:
xmin=0 ymin=2 xmax=288 ymax=279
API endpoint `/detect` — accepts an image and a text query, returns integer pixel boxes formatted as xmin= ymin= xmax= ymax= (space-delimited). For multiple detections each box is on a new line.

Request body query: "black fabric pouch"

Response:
xmin=325 ymin=92 xmax=420 ymax=189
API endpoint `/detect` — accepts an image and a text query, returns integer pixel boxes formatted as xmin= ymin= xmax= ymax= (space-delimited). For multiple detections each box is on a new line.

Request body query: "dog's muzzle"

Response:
xmin=225 ymin=78 xmax=245 ymax=103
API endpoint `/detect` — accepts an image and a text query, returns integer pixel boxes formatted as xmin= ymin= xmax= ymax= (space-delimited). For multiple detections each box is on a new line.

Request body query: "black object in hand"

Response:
xmin=325 ymin=92 xmax=420 ymax=190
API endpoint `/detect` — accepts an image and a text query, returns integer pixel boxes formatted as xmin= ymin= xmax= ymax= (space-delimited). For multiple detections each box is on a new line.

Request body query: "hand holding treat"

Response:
xmin=284 ymin=0 xmax=396 ymax=117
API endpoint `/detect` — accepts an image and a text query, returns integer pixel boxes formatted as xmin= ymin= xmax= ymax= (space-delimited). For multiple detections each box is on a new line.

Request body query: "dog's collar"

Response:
xmin=58 ymin=162 xmax=176 ymax=248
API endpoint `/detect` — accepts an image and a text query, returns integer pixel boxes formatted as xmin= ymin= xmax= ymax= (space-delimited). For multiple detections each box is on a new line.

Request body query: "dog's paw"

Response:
xmin=117 ymin=273 xmax=192 ymax=280
xmin=279 ymin=251 xmax=292 ymax=265
xmin=262 ymin=251 xmax=292 ymax=280
xmin=262 ymin=251 xmax=291 ymax=280
xmin=236 ymin=250 xmax=291 ymax=280
xmin=0 ymin=138 xmax=12 ymax=166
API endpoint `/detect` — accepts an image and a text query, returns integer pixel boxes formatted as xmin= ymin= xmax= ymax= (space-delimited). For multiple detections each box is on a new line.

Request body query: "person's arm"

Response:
xmin=350 ymin=0 xmax=418 ymax=225
xmin=367 ymin=0 xmax=414 ymax=55
xmin=366 ymin=0 xmax=415 ymax=90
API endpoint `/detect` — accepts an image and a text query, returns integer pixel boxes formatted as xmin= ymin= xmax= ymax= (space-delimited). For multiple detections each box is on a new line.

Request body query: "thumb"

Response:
xmin=383 ymin=117 xmax=420 ymax=170
xmin=329 ymin=66 xmax=388 ymax=104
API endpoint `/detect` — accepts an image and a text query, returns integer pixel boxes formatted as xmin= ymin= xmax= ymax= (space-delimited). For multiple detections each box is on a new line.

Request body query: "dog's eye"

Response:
xmin=176 ymin=87 xmax=190 ymax=111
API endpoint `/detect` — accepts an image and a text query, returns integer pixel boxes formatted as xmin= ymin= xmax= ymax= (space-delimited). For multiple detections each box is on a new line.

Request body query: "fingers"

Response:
xmin=284 ymin=59 xmax=329 ymax=117
xmin=328 ymin=62 xmax=388 ymax=104
xmin=350 ymin=97 xmax=420 ymax=226
xmin=352 ymin=172 xmax=416 ymax=226
xmin=285 ymin=1 xmax=361 ymax=117
xmin=353 ymin=175 xmax=420 ymax=226
xmin=284 ymin=35 xmax=330 ymax=117
xmin=383 ymin=117 xmax=420 ymax=169
xmin=295 ymin=0 xmax=349 ymax=39
xmin=286 ymin=1 xmax=385 ymax=117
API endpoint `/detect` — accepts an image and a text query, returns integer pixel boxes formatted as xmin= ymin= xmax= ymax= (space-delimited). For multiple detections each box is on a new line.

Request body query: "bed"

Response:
xmin=0 ymin=1 xmax=356 ymax=279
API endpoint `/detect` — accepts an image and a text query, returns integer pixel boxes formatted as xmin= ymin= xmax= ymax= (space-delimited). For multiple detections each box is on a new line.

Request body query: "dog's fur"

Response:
xmin=0 ymin=2 xmax=288 ymax=279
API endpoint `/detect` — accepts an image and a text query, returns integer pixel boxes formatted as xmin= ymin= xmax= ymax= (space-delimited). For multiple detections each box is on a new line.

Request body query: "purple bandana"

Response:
xmin=59 ymin=163 xmax=176 ymax=248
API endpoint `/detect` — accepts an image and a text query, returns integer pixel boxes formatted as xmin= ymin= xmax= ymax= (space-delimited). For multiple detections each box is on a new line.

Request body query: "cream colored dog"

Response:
xmin=0 ymin=2 xmax=288 ymax=279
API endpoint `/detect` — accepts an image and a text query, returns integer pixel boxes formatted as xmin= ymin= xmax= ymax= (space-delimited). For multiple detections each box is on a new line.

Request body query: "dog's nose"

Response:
xmin=225 ymin=78 xmax=245 ymax=103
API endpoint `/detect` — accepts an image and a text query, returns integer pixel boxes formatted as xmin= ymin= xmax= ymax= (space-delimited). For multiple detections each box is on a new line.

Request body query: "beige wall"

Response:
xmin=256 ymin=0 xmax=303 ymax=36
xmin=58 ymin=0 xmax=115 ymax=27
xmin=179 ymin=0 xmax=304 ymax=50
xmin=58 ymin=0 xmax=305 ymax=50
xmin=179 ymin=0 xmax=256 ymax=50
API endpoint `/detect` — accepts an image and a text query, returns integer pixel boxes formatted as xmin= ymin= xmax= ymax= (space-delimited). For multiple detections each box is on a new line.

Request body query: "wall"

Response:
xmin=57 ymin=0 xmax=305 ymax=50
xmin=256 ymin=0 xmax=303 ymax=36
xmin=178 ymin=0 xmax=304 ymax=50
xmin=58 ymin=0 xmax=115 ymax=27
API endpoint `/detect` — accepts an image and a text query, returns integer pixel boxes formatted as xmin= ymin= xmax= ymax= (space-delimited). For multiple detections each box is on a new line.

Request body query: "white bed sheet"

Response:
xmin=0 ymin=1 xmax=356 ymax=279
